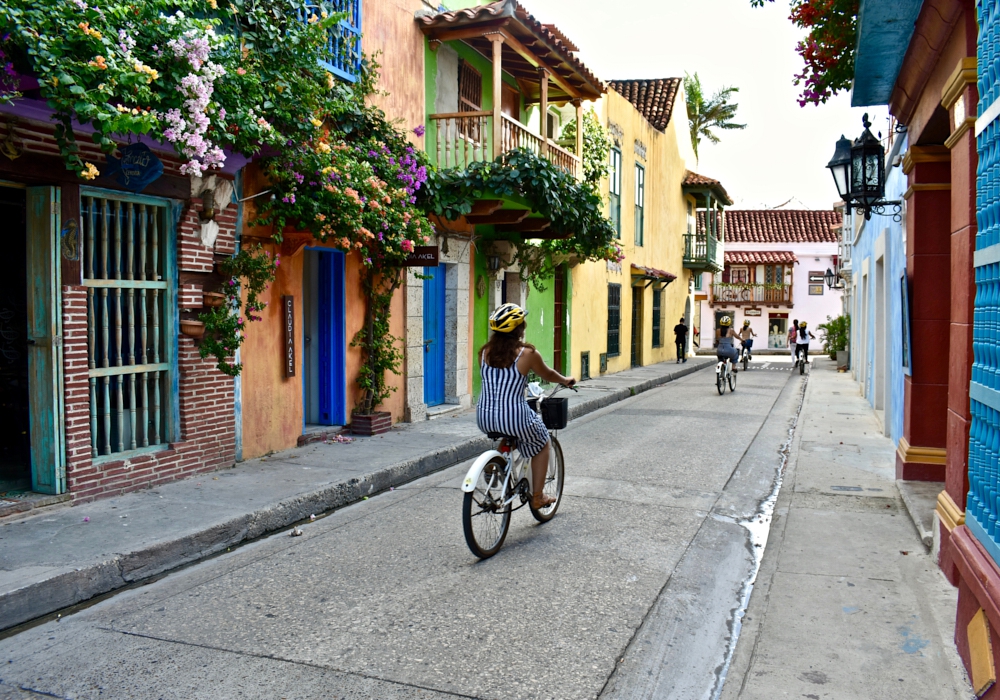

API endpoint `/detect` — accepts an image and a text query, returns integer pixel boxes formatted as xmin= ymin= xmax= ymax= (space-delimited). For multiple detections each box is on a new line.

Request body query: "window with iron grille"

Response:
xmin=580 ymin=351 xmax=590 ymax=380
xmin=81 ymin=192 xmax=174 ymax=459
xmin=458 ymin=60 xmax=483 ymax=112
xmin=607 ymin=283 xmax=621 ymax=356
xmin=609 ymin=148 xmax=622 ymax=238
xmin=652 ymin=289 xmax=662 ymax=347
xmin=302 ymin=1 xmax=362 ymax=83
xmin=634 ymin=163 xmax=645 ymax=246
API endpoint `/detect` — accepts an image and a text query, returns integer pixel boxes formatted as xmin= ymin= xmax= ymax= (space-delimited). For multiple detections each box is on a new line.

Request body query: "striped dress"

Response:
xmin=477 ymin=347 xmax=550 ymax=458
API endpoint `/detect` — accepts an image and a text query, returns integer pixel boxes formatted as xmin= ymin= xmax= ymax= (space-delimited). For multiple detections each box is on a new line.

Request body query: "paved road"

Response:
xmin=0 ymin=363 xmax=802 ymax=700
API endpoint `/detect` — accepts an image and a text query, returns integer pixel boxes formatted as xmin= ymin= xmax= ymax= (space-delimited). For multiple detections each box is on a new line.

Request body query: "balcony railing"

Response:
xmin=429 ymin=112 xmax=580 ymax=178
xmin=711 ymin=283 xmax=793 ymax=306
xmin=683 ymin=233 xmax=724 ymax=271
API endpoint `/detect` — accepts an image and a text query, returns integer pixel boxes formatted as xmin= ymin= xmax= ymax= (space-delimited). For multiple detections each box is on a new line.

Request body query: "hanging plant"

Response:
xmin=197 ymin=244 xmax=278 ymax=376
xmin=559 ymin=110 xmax=611 ymax=191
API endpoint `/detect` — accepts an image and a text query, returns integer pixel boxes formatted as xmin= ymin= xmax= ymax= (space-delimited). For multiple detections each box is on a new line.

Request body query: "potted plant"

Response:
xmin=203 ymin=291 xmax=227 ymax=308
xmin=818 ymin=315 xmax=850 ymax=366
xmin=180 ymin=318 xmax=206 ymax=338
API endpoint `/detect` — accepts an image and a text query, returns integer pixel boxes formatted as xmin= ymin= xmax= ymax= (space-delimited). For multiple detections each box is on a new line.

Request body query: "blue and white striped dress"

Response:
xmin=477 ymin=347 xmax=550 ymax=458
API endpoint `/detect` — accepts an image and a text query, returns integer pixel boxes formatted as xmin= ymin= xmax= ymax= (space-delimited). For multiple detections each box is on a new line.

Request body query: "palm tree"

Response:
xmin=685 ymin=72 xmax=746 ymax=159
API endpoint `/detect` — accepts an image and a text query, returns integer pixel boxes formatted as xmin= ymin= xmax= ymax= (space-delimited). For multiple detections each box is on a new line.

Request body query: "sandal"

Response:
xmin=532 ymin=493 xmax=557 ymax=509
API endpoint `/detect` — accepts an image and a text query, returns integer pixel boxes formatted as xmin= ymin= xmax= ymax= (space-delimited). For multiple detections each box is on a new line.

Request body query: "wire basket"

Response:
xmin=527 ymin=396 xmax=569 ymax=430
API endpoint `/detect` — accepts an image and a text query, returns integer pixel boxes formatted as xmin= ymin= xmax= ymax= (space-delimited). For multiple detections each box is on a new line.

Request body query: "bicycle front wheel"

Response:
xmin=462 ymin=457 xmax=512 ymax=559
xmin=742 ymin=352 xmax=748 ymax=372
xmin=530 ymin=437 xmax=565 ymax=523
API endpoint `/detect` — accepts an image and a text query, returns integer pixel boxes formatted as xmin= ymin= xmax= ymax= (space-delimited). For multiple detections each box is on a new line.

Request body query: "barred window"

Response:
xmin=652 ymin=289 xmax=662 ymax=347
xmin=81 ymin=192 xmax=173 ymax=458
xmin=609 ymin=148 xmax=622 ymax=238
xmin=458 ymin=60 xmax=483 ymax=112
xmin=302 ymin=0 xmax=362 ymax=83
xmin=607 ymin=283 xmax=621 ymax=357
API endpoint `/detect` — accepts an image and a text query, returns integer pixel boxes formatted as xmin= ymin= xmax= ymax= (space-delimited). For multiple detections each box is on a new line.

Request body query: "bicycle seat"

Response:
xmin=486 ymin=431 xmax=518 ymax=442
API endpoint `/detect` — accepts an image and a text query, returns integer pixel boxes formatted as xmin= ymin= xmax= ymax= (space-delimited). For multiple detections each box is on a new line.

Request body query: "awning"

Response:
xmin=631 ymin=263 xmax=676 ymax=286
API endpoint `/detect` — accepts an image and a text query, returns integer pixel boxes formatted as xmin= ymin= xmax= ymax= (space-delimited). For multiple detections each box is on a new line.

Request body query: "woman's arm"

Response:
xmin=521 ymin=347 xmax=576 ymax=386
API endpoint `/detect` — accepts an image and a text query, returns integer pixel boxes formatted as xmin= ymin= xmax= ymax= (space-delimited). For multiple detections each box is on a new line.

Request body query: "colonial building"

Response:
xmin=696 ymin=209 xmax=843 ymax=354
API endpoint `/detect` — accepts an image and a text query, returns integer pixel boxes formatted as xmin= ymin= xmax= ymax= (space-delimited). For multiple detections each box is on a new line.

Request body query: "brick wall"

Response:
xmin=35 ymin=121 xmax=243 ymax=502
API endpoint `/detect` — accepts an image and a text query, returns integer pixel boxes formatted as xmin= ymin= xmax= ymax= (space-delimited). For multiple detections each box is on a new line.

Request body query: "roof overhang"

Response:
xmin=415 ymin=0 xmax=604 ymax=104
xmin=851 ymin=0 xmax=923 ymax=107
xmin=630 ymin=263 xmax=676 ymax=287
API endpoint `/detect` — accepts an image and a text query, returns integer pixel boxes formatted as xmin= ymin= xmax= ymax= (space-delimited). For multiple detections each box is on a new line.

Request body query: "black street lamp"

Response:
xmin=826 ymin=114 xmax=901 ymax=221
xmin=824 ymin=267 xmax=837 ymax=289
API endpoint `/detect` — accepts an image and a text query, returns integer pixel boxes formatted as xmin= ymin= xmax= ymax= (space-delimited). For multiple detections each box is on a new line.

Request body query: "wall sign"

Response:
xmin=283 ymin=295 xmax=295 ymax=378
xmin=402 ymin=245 xmax=439 ymax=267
xmin=809 ymin=284 xmax=825 ymax=296
xmin=808 ymin=270 xmax=825 ymax=283
xmin=105 ymin=143 xmax=164 ymax=192
xmin=744 ymin=308 xmax=762 ymax=317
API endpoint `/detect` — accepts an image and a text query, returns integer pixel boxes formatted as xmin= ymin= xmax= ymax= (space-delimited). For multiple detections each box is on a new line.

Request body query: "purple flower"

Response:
xmin=413 ymin=125 xmax=425 ymax=137
xmin=368 ymin=150 xmax=378 ymax=158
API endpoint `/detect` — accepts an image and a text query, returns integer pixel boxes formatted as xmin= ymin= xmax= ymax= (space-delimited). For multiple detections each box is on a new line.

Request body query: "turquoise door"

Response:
xmin=423 ymin=265 xmax=446 ymax=407
xmin=25 ymin=186 xmax=65 ymax=494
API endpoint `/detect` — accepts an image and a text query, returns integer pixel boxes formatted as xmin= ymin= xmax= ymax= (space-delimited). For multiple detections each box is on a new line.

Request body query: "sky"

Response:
xmin=522 ymin=0 xmax=890 ymax=210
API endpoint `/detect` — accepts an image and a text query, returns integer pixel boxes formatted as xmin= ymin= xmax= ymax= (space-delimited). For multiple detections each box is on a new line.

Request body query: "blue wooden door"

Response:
xmin=423 ymin=265 xmax=446 ymax=407
xmin=317 ymin=251 xmax=346 ymax=425
xmin=25 ymin=186 xmax=65 ymax=494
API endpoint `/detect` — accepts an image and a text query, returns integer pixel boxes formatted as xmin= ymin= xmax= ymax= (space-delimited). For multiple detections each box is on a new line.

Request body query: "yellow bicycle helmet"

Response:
xmin=743 ymin=320 xmax=751 ymax=327
xmin=719 ymin=315 xmax=733 ymax=327
xmin=489 ymin=303 xmax=528 ymax=333
xmin=800 ymin=321 xmax=808 ymax=328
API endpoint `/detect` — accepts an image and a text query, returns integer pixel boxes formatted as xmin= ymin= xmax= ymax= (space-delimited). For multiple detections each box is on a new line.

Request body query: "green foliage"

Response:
xmin=559 ymin=110 xmax=611 ymax=190
xmin=749 ymin=0 xmax=859 ymax=105
xmin=197 ymin=244 xmax=278 ymax=376
xmin=0 ymin=0 xmax=343 ymax=177
xmin=419 ymin=148 xmax=621 ymax=288
xmin=818 ymin=314 xmax=850 ymax=359
xmin=684 ymin=72 xmax=746 ymax=159
xmin=351 ymin=270 xmax=404 ymax=413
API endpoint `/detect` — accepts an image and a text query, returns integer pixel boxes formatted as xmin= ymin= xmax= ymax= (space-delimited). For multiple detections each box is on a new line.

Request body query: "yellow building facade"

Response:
xmin=567 ymin=81 xmax=700 ymax=379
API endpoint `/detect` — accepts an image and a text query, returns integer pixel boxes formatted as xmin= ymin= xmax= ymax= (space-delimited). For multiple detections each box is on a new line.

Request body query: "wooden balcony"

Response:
xmin=429 ymin=112 xmax=580 ymax=178
xmin=710 ymin=283 xmax=793 ymax=307
xmin=683 ymin=233 xmax=724 ymax=272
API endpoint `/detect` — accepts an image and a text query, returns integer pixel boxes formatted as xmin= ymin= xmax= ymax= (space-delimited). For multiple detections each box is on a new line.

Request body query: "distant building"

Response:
xmin=695 ymin=209 xmax=843 ymax=354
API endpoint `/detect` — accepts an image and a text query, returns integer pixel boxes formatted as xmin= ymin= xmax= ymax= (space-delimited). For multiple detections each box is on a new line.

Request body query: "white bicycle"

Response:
xmin=461 ymin=384 xmax=575 ymax=559
xmin=793 ymin=345 xmax=810 ymax=375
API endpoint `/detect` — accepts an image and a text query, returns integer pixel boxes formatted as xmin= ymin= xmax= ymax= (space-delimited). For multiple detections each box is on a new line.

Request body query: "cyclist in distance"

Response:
xmin=796 ymin=321 xmax=816 ymax=364
xmin=716 ymin=315 xmax=740 ymax=371
xmin=477 ymin=303 xmax=575 ymax=510
xmin=736 ymin=319 xmax=757 ymax=361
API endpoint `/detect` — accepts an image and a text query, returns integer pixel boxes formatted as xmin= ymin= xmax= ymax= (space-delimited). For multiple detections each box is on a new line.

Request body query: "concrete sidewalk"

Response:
xmin=0 ymin=358 xmax=711 ymax=632
xmin=721 ymin=358 xmax=972 ymax=699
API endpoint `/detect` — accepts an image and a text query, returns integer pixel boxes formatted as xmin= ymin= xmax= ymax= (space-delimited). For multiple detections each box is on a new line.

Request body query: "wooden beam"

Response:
xmin=495 ymin=218 xmax=551 ymax=233
xmin=499 ymin=29 xmax=582 ymax=99
xmin=465 ymin=209 xmax=531 ymax=225
xmin=538 ymin=68 xmax=549 ymax=157
xmin=469 ymin=199 xmax=504 ymax=216
xmin=574 ymin=100 xmax=583 ymax=181
xmin=425 ymin=19 xmax=509 ymax=43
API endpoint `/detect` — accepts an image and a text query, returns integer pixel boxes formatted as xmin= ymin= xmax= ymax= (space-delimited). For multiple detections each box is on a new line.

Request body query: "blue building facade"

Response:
xmin=849 ymin=134 xmax=908 ymax=445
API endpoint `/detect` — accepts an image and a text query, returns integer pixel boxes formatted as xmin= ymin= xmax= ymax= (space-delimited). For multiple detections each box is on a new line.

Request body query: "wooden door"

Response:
xmin=630 ymin=286 xmax=642 ymax=367
xmin=553 ymin=268 xmax=565 ymax=374
xmin=25 ymin=186 xmax=65 ymax=494
xmin=423 ymin=265 xmax=446 ymax=406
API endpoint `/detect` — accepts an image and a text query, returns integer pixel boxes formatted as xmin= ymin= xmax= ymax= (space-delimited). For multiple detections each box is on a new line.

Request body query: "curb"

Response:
xmin=1 ymin=360 xmax=712 ymax=632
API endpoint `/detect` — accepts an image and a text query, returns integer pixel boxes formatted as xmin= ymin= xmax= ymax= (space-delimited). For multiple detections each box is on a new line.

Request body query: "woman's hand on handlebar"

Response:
xmin=562 ymin=377 xmax=578 ymax=390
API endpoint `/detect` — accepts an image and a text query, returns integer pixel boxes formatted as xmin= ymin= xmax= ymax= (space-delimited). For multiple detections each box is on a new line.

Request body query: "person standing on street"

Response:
xmin=673 ymin=317 xmax=689 ymax=363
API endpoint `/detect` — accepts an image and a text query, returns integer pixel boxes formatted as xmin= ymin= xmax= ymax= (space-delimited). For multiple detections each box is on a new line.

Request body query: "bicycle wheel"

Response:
xmin=530 ymin=437 xmax=565 ymax=522
xmin=728 ymin=364 xmax=738 ymax=391
xmin=742 ymin=350 xmax=748 ymax=372
xmin=716 ymin=367 xmax=726 ymax=395
xmin=462 ymin=456 xmax=512 ymax=559
xmin=799 ymin=354 xmax=805 ymax=375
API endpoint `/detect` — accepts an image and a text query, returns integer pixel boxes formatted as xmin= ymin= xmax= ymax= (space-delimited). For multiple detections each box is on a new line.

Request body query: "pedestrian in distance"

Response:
xmin=476 ymin=303 xmax=576 ymax=510
xmin=736 ymin=320 xmax=757 ymax=361
xmin=788 ymin=319 xmax=799 ymax=361
xmin=673 ymin=317 xmax=689 ymax=363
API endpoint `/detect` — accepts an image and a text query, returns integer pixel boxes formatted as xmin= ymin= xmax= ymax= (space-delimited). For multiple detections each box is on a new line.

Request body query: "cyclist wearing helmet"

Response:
xmin=716 ymin=315 xmax=740 ymax=370
xmin=736 ymin=320 xmax=757 ymax=361
xmin=795 ymin=321 xmax=816 ymax=364
xmin=477 ymin=303 xmax=575 ymax=510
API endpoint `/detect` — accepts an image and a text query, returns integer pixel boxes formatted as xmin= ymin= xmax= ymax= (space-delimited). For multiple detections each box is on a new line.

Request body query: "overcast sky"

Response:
xmin=523 ymin=0 xmax=890 ymax=210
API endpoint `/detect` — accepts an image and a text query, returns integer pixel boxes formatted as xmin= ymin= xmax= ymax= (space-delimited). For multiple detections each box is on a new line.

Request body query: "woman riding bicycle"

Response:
xmin=477 ymin=303 xmax=575 ymax=510
xmin=736 ymin=320 xmax=757 ymax=361
xmin=716 ymin=315 xmax=740 ymax=370
xmin=795 ymin=321 xmax=816 ymax=364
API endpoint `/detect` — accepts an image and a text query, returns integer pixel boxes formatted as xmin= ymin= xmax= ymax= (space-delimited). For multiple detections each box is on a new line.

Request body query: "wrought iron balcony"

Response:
xmin=683 ymin=233 xmax=724 ymax=272
xmin=710 ymin=283 xmax=793 ymax=307
xmin=300 ymin=0 xmax=362 ymax=83
xmin=428 ymin=112 xmax=580 ymax=178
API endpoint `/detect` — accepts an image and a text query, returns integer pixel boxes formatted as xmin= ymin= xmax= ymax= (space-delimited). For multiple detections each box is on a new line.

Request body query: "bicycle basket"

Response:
xmin=527 ymin=396 xmax=569 ymax=430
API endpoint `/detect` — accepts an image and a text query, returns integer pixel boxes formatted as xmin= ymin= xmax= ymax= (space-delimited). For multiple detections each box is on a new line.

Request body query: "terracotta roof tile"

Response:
xmin=699 ymin=209 xmax=842 ymax=244
xmin=608 ymin=79 xmax=682 ymax=132
xmin=415 ymin=1 xmax=603 ymax=99
xmin=682 ymin=170 xmax=732 ymax=205
xmin=725 ymin=250 xmax=798 ymax=265
xmin=631 ymin=263 xmax=677 ymax=282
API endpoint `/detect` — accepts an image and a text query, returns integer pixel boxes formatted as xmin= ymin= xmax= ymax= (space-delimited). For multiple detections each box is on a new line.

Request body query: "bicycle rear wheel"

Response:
xmin=742 ymin=350 xmax=748 ymax=372
xmin=462 ymin=456 xmax=511 ymax=559
xmin=530 ymin=437 xmax=564 ymax=522
xmin=716 ymin=367 xmax=726 ymax=395
xmin=799 ymin=354 xmax=805 ymax=375
xmin=728 ymin=364 xmax=738 ymax=391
